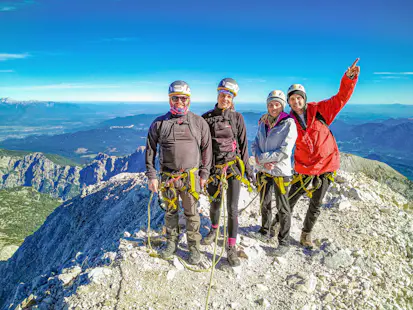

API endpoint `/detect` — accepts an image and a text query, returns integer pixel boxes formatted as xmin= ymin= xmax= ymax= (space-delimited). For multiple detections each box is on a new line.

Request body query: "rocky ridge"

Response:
xmin=0 ymin=163 xmax=412 ymax=309
xmin=0 ymin=147 xmax=146 ymax=200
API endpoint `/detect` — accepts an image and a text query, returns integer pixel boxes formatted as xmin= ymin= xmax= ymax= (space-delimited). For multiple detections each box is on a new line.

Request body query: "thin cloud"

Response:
xmin=0 ymin=70 xmax=14 ymax=73
xmin=0 ymin=6 xmax=17 ymax=11
xmin=0 ymin=0 xmax=35 ymax=12
xmin=373 ymin=72 xmax=413 ymax=80
xmin=380 ymin=76 xmax=409 ymax=80
xmin=2 ymin=83 xmax=123 ymax=91
xmin=374 ymin=72 xmax=413 ymax=75
xmin=0 ymin=53 xmax=30 ymax=61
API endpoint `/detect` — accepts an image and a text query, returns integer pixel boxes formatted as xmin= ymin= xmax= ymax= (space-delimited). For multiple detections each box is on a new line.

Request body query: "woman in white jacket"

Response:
xmin=252 ymin=90 xmax=298 ymax=256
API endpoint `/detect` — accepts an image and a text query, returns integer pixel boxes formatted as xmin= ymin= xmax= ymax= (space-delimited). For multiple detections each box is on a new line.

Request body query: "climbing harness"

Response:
xmin=146 ymin=166 xmax=231 ymax=274
xmin=158 ymin=167 xmax=200 ymax=211
xmin=206 ymin=156 xmax=252 ymax=202
xmin=288 ymin=171 xmax=336 ymax=200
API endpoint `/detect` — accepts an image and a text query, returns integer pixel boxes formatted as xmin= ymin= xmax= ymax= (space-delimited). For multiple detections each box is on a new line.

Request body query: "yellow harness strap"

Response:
xmin=326 ymin=171 xmax=336 ymax=182
xmin=187 ymin=167 xmax=200 ymax=200
xmin=207 ymin=157 xmax=252 ymax=202
xmin=259 ymin=172 xmax=290 ymax=195
xmin=159 ymin=168 xmax=200 ymax=210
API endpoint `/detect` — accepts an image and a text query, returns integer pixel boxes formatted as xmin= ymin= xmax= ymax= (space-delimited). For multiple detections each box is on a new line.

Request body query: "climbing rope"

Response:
xmin=205 ymin=167 xmax=229 ymax=310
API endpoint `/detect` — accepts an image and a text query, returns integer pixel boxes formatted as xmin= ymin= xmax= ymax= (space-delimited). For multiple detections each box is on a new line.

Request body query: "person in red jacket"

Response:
xmin=285 ymin=58 xmax=360 ymax=248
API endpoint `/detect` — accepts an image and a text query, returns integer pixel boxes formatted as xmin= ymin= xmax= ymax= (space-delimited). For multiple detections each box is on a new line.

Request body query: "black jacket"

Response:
xmin=145 ymin=111 xmax=212 ymax=180
xmin=202 ymin=105 xmax=253 ymax=179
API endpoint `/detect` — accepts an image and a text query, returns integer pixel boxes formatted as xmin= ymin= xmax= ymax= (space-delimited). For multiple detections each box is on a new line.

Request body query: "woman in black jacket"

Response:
xmin=201 ymin=78 xmax=255 ymax=267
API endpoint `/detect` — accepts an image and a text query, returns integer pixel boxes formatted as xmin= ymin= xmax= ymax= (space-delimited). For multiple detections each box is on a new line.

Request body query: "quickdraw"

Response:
xmin=206 ymin=156 xmax=252 ymax=202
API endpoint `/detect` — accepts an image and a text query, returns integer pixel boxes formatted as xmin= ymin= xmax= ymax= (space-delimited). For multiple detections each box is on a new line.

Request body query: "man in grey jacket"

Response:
xmin=252 ymin=90 xmax=298 ymax=256
xmin=146 ymin=80 xmax=212 ymax=264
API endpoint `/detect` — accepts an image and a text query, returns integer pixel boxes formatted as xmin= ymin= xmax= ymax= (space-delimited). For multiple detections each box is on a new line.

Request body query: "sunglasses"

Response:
xmin=171 ymin=96 xmax=189 ymax=103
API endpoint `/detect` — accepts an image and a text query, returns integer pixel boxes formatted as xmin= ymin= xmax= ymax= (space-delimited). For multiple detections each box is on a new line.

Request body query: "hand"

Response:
xmin=255 ymin=156 xmax=259 ymax=165
xmin=148 ymin=179 xmax=159 ymax=193
xmin=247 ymin=173 xmax=257 ymax=187
xmin=264 ymin=162 xmax=275 ymax=170
xmin=346 ymin=58 xmax=360 ymax=79
xmin=200 ymin=178 xmax=207 ymax=189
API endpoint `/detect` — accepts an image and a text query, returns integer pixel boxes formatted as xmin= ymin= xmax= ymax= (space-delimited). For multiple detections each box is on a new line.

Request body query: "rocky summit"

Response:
xmin=0 ymin=155 xmax=412 ymax=310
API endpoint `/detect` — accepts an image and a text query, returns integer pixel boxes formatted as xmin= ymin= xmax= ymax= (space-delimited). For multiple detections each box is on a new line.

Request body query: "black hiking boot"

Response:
xmin=227 ymin=245 xmax=241 ymax=267
xmin=159 ymin=240 xmax=177 ymax=260
xmin=252 ymin=228 xmax=271 ymax=242
xmin=271 ymin=244 xmax=290 ymax=257
xmin=202 ymin=229 xmax=217 ymax=245
xmin=188 ymin=244 xmax=202 ymax=265
xmin=258 ymin=227 xmax=268 ymax=236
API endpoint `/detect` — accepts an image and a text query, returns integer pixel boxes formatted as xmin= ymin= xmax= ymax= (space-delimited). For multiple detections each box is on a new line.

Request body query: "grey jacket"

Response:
xmin=251 ymin=112 xmax=298 ymax=177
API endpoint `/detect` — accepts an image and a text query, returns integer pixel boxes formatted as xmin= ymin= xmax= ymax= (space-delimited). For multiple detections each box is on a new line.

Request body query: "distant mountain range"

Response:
xmin=331 ymin=118 xmax=413 ymax=179
xmin=0 ymin=98 xmax=165 ymax=141
xmin=0 ymin=126 xmax=148 ymax=162
xmin=0 ymin=102 xmax=412 ymax=179
xmin=0 ymin=97 xmax=57 ymax=106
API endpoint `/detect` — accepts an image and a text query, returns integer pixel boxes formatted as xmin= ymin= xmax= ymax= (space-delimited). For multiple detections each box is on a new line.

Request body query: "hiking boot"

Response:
xmin=270 ymin=222 xmax=281 ymax=238
xmin=251 ymin=230 xmax=270 ymax=243
xmin=188 ymin=244 xmax=202 ymax=265
xmin=227 ymin=245 xmax=241 ymax=267
xmin=159 ymin=240 xmax=177 ymax=260
xmin=271 ymin=244 xmax=290 ymax=257
xmin=258 ymin=227 xmax=268 ymax=236
xmin=300 ymin=231 xmax=314 ymax=248
xmin=202 ymin=229 xmax=217 ymax=245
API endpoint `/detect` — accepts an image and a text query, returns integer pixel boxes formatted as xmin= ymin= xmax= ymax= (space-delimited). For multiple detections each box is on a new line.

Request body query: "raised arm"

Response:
xmin=316 ymin=58 xmax=360 ymax=125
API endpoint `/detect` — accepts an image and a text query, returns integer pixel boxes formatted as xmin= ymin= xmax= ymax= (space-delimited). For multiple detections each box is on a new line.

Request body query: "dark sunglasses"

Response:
xmin=171 ymin=96 xmax=189 ymax=103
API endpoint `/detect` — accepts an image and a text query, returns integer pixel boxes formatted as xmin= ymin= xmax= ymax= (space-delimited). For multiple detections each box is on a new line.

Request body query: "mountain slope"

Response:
xmin=0 ymin=164 xmax=412 ymax=309
xmin=340 ymin=152 xmax=413 ymax=202
xmin=0 ymin=187 xmax=61 ymax=261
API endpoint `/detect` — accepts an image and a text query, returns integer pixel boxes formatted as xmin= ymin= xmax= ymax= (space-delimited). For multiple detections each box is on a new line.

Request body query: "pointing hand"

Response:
xmin=346 ymin=58 xmax=360 ymax=79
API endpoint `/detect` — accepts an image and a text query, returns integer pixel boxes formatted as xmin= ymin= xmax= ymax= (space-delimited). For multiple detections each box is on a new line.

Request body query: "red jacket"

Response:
xmin=290 ymin=74 xmax=358 ymax=176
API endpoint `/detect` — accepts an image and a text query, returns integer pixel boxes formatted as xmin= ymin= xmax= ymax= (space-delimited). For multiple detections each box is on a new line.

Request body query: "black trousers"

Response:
xmin=277 ymin=173 xmax=332 ymax=233
xmin=207 ymin=172 xmax=241 ymax=240
xmin=259 ymin=173 xmax=291 ymax=245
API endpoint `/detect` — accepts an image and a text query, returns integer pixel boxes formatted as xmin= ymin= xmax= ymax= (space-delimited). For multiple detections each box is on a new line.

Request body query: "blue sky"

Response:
xmin=1 ymin=0 xmax=413 ymax=104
